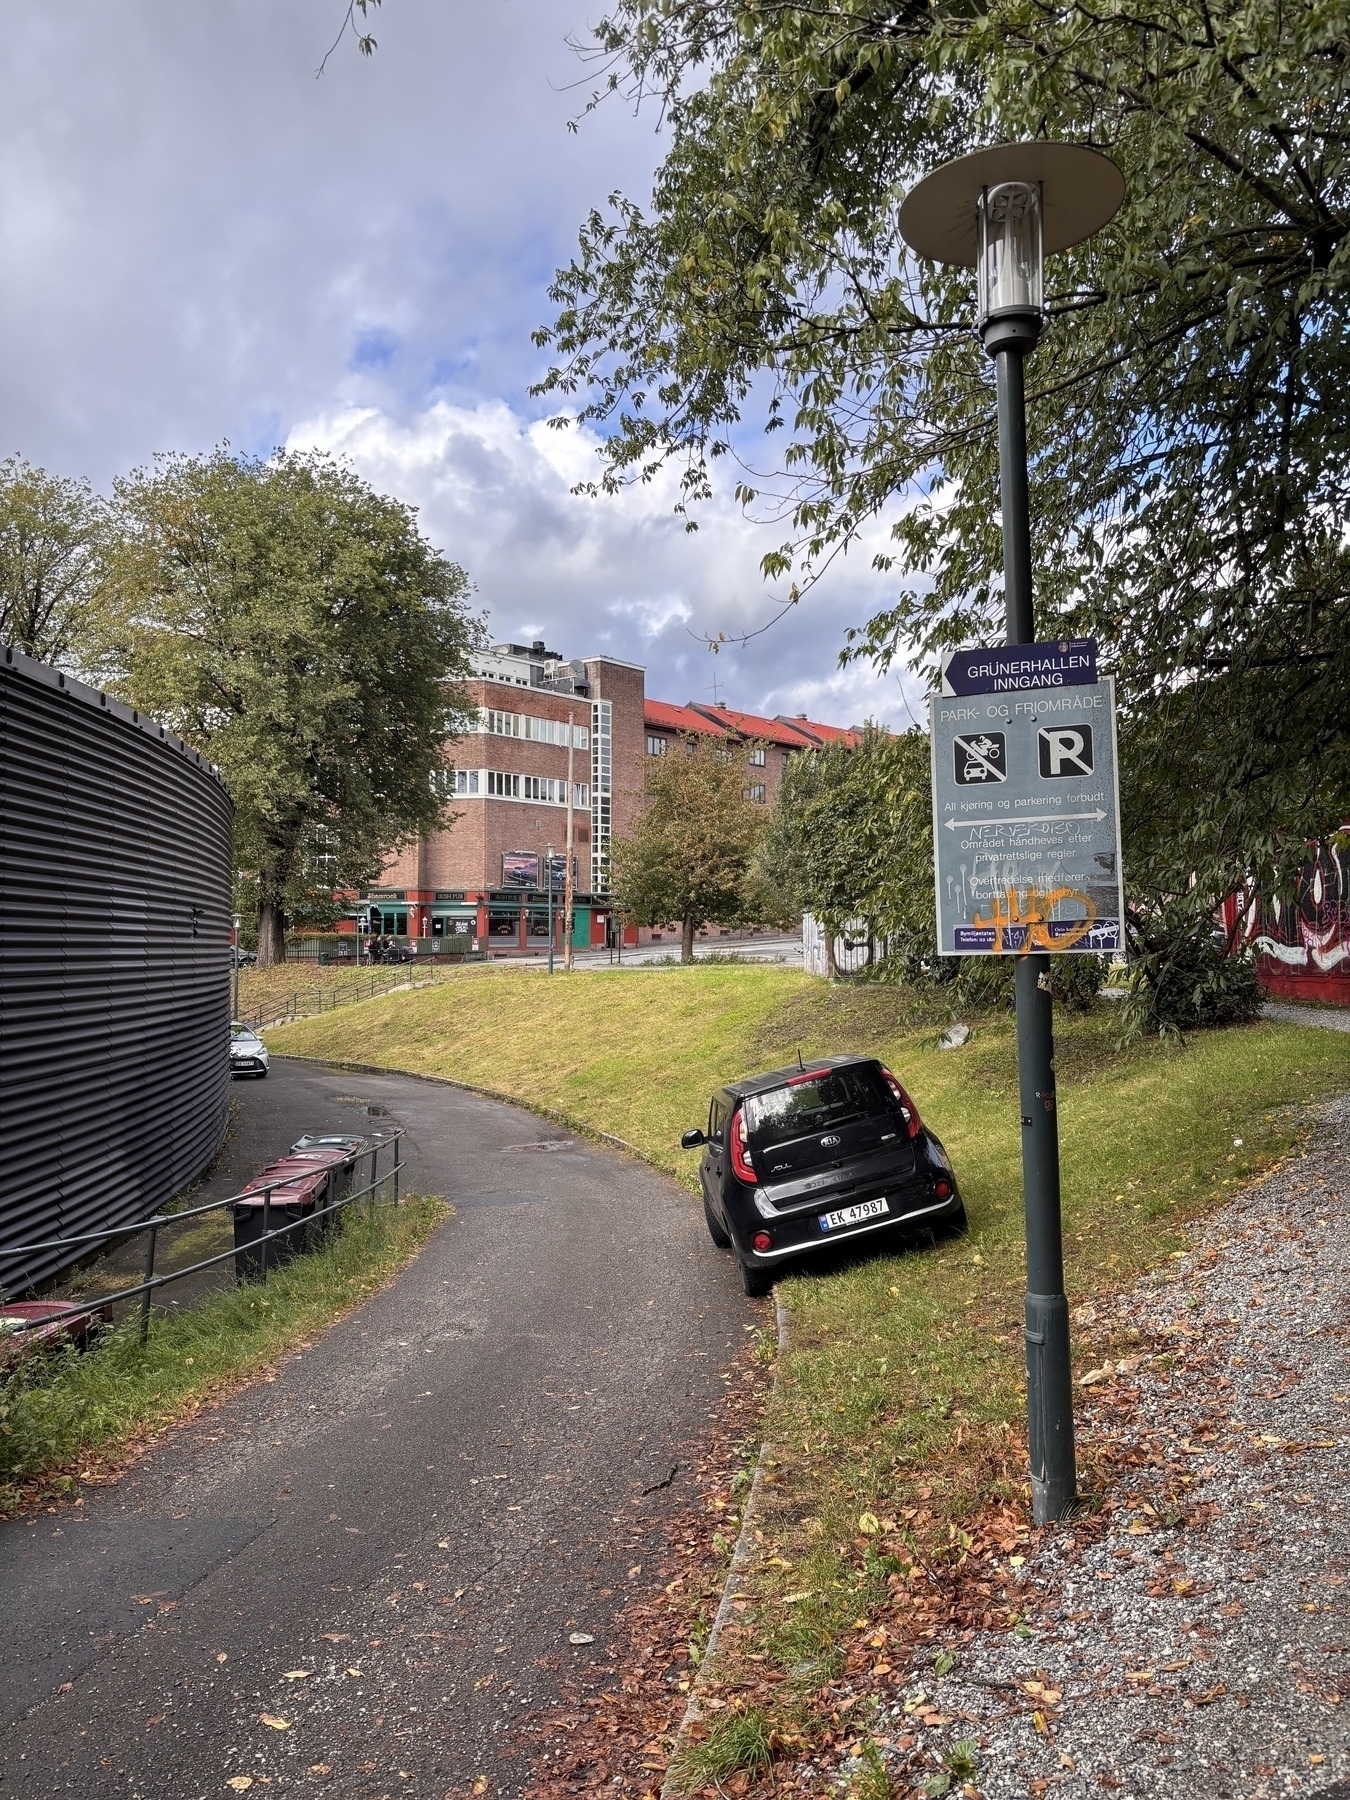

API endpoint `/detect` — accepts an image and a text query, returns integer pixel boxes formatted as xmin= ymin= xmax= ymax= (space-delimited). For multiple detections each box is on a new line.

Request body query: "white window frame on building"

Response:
xmin=591 ymin=698 xmax=612 ymax=892
xmin=748 ymin=746 xmax=766 ymax=766
xmin=438 ymin=768 xmax=588 ymax=806
xmin=478 ymin=708 xmax=589 ymax=749
xmin=646 ymin=734 xmax=668 ymax=756
xmin=748 ymin=783 xmax=767 ymax=803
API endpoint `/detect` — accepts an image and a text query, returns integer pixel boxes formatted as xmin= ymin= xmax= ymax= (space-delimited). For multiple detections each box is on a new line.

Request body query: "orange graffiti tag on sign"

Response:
xmin=971 ymin=885 xmax=1097 ymax=954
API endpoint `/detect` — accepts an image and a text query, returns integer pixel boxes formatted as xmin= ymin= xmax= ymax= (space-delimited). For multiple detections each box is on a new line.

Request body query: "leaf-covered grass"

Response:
xmin=0 ymin=1197 xmax=447 ymax=1515
xmin=268 ymin=965 xmax=1350 ymax=1729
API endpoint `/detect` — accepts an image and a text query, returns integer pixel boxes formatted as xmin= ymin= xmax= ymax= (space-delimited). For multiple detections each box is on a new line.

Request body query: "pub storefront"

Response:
xmin=345 ymin=888 xmax=618 ymax=957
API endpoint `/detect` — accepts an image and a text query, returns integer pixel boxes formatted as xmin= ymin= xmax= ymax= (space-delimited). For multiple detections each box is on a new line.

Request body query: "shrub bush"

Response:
xmin=1124 ymin=929 xmax=1263 ymax=1037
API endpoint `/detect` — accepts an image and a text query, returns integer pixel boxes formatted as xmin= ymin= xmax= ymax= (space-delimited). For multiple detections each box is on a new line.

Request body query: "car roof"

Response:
xmin=718 ymin=1053 xmax=880 ymax=1102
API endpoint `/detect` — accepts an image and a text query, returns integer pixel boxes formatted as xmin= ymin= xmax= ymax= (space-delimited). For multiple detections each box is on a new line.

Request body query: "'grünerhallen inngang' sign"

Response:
xmin=941 ymin=638 xmax=1096 ymax=696
xmin=929 ymin=641 xmax=1124 ymax=956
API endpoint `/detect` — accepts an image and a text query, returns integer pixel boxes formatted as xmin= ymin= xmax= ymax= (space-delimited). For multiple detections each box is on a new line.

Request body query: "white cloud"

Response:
xmin=3 ymin=1 xmax=931 ymax=731
xmin=289 ymin=397 xmax=928 ymax=727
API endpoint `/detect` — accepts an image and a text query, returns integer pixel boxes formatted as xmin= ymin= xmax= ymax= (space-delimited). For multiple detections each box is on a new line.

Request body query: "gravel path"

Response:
xmin=866 ymin=1095 xmax=1350 ymax=1800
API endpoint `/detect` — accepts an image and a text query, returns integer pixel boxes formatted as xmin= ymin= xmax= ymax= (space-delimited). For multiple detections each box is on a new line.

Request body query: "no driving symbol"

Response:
xmin=953 ymin=731 xmax=1007 ymax=785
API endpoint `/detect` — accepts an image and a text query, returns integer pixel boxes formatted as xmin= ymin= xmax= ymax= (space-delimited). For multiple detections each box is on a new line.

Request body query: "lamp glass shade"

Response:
xmin=977 ymin=181 xmax=1043 ymax=323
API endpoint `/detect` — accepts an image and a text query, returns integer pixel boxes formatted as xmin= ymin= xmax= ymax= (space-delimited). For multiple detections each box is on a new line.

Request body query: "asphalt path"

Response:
xmin=0 ymin=1058 xmax=754 ymax=1797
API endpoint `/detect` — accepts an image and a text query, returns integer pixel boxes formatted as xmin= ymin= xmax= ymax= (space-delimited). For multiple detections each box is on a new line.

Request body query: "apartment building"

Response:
xmin=354 ymin=640 xmax=866 ymax=954
xmin=641 ymin=702 xmax=864 ymax=811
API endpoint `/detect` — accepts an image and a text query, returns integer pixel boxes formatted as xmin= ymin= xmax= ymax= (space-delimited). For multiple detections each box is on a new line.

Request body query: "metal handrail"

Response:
xmin=235 ymin=966 xmax=461 ymax=1032
xmin=0 ymin=1132 xmax=404 ymax=1341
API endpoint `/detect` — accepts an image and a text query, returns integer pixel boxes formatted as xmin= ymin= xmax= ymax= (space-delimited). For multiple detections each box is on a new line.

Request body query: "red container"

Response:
xmin=0 ymin=1298 xmax=111 ymax=1361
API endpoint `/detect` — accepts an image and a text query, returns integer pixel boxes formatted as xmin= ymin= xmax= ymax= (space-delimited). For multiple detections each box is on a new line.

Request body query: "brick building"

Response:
xmin=354 ymin=640 xmax=865 ymax=955
xmin=642 ymin=702 xmax=864 ymax=812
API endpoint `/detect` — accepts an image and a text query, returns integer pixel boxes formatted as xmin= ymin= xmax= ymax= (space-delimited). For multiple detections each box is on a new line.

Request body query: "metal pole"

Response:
xmin=564 ymin=715 xmax=576 ymax=971
xmin=392 ymin=1133 xmax=402 ymax=1207
xmin=261 ymin=1184 xmax=272 ymax=1284
xmin=991 ymin=328 xmax=1077 ymax=1524
xmin=547 ymin=840 xmax=555 ymax=976
xmin=139 ymin=1222 xmax=158 ymax=1343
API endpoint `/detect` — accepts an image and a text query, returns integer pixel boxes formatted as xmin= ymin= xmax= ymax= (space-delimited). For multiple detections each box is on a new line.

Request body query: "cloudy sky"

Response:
xmin=2 ymin=2 xmax=925 ymax=728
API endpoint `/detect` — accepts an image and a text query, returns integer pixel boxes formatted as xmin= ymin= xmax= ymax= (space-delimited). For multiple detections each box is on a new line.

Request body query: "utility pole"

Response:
xmin=563 ymin=710 xmax=576 ymax=972
xmin=546 ymin=840 xmax=555 ymax=975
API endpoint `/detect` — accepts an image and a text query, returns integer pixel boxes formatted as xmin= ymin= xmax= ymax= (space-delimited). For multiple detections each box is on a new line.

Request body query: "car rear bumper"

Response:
xmin=729 ymin=1183 xmax=963 ymax=1263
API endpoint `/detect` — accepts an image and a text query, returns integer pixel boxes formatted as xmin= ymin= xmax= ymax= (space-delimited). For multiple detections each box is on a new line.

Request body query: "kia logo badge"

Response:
xmin=820 ymin=1134 xmax=841 ymax=1147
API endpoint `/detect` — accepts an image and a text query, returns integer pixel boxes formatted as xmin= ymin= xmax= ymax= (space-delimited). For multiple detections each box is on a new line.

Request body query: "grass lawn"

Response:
xmin=235 ymin=960 xmax=456 ymax=1026
xmin=269 ymin=964 xmax=1350 ymax=1767
xmin=0 ymin=1197 xmax=447 ymax=1516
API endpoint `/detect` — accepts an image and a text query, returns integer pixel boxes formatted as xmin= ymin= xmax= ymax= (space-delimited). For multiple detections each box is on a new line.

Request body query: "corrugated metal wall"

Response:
xmin=1 ymin=644 xmax=233 ymax=1293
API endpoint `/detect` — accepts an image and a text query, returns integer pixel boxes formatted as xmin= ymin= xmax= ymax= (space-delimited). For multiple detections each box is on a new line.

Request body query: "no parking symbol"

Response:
xmin=1037 ymin=723 xmax=1094 ymax=778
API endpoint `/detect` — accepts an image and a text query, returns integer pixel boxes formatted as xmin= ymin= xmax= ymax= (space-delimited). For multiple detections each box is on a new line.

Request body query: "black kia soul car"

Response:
xmin=681 ymin=1055 xmax=965 ymax=1296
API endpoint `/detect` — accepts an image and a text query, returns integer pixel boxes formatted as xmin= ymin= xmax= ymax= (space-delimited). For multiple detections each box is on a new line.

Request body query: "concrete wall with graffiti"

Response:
xmin=1226 ymin=831 xmax=1350 ymax=1008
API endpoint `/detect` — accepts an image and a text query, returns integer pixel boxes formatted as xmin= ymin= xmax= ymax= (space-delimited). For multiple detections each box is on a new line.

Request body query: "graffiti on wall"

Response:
xmin=1235 ymin=835 xmax=1350 ymax=976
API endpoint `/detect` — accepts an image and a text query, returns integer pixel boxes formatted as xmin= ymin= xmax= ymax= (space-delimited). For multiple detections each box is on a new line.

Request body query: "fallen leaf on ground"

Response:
xmin=281 ymin=1670 xmax=312 ymax=1680
xmin=259 ymin=1713 xmax=290 ymax=1730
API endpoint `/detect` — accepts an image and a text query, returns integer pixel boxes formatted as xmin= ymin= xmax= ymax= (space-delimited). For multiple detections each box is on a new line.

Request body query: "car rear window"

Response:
xmin=743 ymin=1064 xmax=893 ymax=1151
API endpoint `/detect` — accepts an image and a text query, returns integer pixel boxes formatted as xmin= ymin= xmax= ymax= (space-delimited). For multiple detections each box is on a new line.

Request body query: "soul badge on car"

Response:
xmin=928 ymin=641 xmax=1124 ymax=956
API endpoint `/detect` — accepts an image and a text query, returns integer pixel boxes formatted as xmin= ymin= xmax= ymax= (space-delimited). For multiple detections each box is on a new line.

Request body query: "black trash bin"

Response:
xmin=232 ymin=1170 xmax=326 ymax=1281
xmin=288 ymin=1136 xmax=371 ymax=1231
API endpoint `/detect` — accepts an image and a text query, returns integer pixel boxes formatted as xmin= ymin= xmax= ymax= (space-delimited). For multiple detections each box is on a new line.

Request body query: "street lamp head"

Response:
xmin=898 ymin=142 xmax=1124 ymax=355
xmin=978 ymin=180 xmax=1043 ymax=326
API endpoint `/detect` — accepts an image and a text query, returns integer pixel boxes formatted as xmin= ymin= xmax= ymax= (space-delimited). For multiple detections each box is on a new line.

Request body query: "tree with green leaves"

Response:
xmin=0 ymin=456 xmax=104 ymax=667
xmin=611 ymin=734 xmax=764 ymax=961
xmin=537 ymin=0 xmax=1350 ymax=966
xmin=97 ymin=448 xmax=479 ymax=965
xmin=758 ymin=727 xmax=931 ymax=976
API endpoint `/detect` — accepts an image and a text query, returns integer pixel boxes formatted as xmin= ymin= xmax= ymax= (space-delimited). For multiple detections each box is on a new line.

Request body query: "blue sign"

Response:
xmin=941 ymin=639 xmax=1097 ymax=697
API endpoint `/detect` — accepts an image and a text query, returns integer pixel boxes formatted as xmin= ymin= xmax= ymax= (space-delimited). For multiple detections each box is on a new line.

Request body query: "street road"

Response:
xmin=0 ymin=1059 xmax=753 ymax=1796
xmin=474 ymin=933 xmax=804 ymax=971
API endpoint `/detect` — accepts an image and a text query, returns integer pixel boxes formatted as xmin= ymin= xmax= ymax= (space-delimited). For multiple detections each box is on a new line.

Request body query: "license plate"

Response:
xmin=818 ymin=1197 xmax=890 ymax=1233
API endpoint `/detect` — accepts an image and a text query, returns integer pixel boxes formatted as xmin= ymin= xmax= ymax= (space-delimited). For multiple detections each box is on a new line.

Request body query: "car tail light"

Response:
xmin=729 ymin=1107 xmax=756 ymax=1183
xmin=879 ymin=1067 xmax=922 ymax=1140
xmin=935 ymin=1179 xmax=951 ymax=1198
xmin=752 ymin=1230 xmax=773 ymax=1253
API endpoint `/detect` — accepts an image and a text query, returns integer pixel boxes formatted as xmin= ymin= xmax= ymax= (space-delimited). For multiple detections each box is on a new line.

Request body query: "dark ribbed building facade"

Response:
xmin=0 ymin=645 xmax=233 ymax=1293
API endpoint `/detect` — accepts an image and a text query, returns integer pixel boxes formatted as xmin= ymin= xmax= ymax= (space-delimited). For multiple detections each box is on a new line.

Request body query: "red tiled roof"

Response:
xmin=686 ymin=704 xmax=816 ymax=748
xmin=644 ymin=698 xmax=731 ymax=737
xmin=775 ymin=714 xmax=868 ymax=748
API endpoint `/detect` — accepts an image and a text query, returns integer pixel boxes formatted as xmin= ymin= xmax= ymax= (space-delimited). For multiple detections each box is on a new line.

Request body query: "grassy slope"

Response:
xmin=270 ymin=963 xmax=798 ymax=1184
xmin=270 ymin=967 xmax=1350 ymax=1731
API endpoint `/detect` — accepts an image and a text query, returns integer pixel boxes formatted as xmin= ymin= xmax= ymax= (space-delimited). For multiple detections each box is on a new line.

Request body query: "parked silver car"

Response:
xmin=229 ymin=1022 xmax=269 ymax=1078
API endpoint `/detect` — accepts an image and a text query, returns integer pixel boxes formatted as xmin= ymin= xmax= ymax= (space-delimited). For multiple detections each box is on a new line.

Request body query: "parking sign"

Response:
xmin=929 ymin=675 xmax=1124 ymax=955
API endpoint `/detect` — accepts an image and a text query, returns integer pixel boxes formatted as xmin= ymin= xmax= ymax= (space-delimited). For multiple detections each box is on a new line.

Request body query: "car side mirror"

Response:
xmin=680 ymin=1128 xmax=706 ymax=1150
